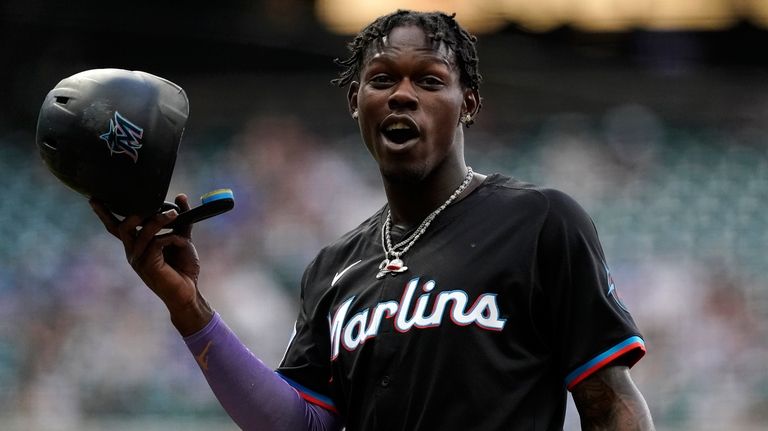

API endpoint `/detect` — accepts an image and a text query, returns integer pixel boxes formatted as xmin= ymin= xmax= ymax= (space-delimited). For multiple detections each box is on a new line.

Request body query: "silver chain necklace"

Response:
xmin=376 ymin=167 xmax=474 ymax=279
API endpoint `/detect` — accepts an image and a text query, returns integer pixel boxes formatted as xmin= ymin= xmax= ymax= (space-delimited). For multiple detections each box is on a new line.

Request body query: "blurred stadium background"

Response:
xmin=1 ymin=0 xmax=767 ymax=430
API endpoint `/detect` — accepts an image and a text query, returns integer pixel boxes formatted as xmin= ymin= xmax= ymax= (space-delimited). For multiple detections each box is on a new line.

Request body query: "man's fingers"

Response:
xmin=149 ymin=233 xmax=189 ymax=252
xmin=132 ymin=210 xmax=178 ymax=263
xmin=176 ymin=193 xmax=191 ymax=212
xmin=115 ymin=214 xmax=142 ymax=257
xmin=174 ymin=193 xmax=193 ymax=238
xmin=90 ymin=196 xmax=191 ymax=262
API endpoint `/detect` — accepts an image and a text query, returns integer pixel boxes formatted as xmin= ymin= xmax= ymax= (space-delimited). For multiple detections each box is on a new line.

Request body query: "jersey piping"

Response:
xmin=278 ymin=372 xmax=339 ymax=414
xmin=565 ymin=336 xmax=646 ymax=390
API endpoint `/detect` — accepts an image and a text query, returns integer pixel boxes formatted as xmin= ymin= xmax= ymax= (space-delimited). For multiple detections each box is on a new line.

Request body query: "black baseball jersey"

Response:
xmin=277 ymin=174 xmax=645 ymax=431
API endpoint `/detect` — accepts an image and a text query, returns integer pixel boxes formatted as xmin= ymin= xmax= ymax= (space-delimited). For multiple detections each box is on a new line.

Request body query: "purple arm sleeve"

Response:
xmin=183 ymin=313 xmax=341 ymax=431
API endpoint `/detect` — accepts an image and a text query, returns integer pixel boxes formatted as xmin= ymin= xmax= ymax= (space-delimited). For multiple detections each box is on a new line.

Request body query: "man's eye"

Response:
xmin=420 ymin=77 xmax=444 ymax=87
xmin=369 ymin=75 xmax=393 ymax=86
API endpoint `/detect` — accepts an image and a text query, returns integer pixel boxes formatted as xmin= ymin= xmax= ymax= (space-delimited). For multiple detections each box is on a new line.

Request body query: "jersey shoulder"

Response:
xmin=483 ymin=174 xmax=591 ymax=222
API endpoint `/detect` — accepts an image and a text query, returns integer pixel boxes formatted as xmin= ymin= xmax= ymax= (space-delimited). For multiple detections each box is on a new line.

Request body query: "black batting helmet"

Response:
xmin=36 ymin=68 xmax=189 ymax=217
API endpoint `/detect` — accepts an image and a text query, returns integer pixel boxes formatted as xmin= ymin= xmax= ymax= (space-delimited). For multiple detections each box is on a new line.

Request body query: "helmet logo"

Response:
xmin=99 ymin=111 xmax=144 ymax=163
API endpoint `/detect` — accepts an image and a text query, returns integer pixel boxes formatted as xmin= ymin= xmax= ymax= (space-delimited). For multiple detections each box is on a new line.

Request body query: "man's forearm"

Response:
xmin=184 ymin=312 xmax=340 ymax=431
xmin=573 ymin=366 xmax=655 ymax=431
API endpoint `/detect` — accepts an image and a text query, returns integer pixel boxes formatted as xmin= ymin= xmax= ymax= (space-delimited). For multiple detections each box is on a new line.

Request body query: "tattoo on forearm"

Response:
xmin=572 ymin=366 xmax=655 ymax=431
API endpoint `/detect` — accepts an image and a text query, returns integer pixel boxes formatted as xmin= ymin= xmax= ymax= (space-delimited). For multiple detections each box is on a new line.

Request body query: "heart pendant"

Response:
xmin=376 ymin=258 xmax=408 ymax=279
xmin=385 ymin=258 xmax=406 ymax=272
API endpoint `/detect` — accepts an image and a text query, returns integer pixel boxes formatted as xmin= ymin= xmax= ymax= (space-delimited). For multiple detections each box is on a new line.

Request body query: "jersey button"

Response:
xmin=380 ymin=376 xmax=391 ymax=388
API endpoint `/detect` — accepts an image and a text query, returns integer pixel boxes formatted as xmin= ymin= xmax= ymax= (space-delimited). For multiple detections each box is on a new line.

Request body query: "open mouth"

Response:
xmin=381 ymin=119 xmax=420 ymax=144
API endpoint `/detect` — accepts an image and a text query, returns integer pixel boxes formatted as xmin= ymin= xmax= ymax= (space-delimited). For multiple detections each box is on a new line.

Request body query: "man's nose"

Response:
xmin=388 ymin=79 xmax=418 ymax=111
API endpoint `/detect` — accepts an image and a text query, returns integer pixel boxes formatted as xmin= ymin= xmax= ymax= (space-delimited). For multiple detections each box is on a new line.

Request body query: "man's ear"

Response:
xmin=347 ymin=81 xmax=360 ymax=117
xmin=463 ymin=88 xmax=481 ymax=117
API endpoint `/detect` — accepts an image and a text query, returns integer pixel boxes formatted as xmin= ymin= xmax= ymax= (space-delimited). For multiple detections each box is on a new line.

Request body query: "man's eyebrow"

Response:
xmin=365 ymin=52 xmax=453 ymax=68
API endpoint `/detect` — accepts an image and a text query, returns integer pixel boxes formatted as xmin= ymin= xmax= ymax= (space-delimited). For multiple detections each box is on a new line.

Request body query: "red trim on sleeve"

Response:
xmin=566 ymin=336 xmax=646 ymax=391
xmin=295 ymin=390 xmax=339 ymax=414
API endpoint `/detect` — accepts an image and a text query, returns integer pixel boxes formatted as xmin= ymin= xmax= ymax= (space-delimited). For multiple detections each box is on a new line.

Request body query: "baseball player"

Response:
xmin=92 ymin=10 xmax=654 ymax=431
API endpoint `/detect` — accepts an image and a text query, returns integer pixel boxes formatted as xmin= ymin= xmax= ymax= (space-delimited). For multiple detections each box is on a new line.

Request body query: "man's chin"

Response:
xmin=379 ymin=162 xmax=428 ymax=185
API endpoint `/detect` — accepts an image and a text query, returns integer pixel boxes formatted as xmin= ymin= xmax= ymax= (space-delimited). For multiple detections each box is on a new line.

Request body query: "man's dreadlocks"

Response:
xmin=331 ymin=10 xmax=482 ymax=91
